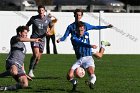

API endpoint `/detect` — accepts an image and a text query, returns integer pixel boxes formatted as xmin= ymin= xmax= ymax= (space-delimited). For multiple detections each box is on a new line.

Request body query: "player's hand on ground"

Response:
xmin=91 ymin=45 xmax=97 ymax=49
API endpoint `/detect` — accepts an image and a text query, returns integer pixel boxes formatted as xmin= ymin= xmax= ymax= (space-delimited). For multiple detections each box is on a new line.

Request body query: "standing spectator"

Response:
xmin=46 ymin=13 xmax=58 ymax=54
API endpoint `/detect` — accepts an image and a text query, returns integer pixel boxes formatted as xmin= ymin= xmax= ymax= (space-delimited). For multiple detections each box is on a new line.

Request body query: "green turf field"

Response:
xmin=0 ymin=54 xmax=140 ymax=93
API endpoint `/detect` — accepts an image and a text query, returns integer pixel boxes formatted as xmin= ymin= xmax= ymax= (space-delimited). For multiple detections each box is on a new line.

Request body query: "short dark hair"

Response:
xmin=77 ymin=21 xmax=85 ymax=28
xmin=16 ymin=26 xmax=29 ymax=34
xmin=74 ymin=9 xmax=83 ymax=16
xmin=38 ymin=5 xmax=45 ymax=10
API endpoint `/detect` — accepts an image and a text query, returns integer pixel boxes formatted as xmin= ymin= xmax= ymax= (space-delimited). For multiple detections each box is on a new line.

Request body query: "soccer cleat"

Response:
xmin=0 ymin=86 xmax=7 ymax=91
xmin=85 ymin=81 xmax=94 ymax=89
xmin=101 ymin=41 xmax=111 ymax=46
xmin=71 ymin=80 xmax=78 ymax=91
xmin=28 ymin=70 xmax=35 ymax=78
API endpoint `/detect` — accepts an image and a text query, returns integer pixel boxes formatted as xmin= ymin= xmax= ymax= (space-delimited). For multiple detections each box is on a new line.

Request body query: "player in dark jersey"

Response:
xmin=0 ymin=26 xmax=41 ymax=91
xmin=26 ymin=5 xmax=53 ymax=77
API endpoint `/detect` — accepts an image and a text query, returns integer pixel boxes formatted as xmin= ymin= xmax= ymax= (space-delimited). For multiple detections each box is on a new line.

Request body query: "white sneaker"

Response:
xmin=0 ymin=87 xmax=7 ymax=91
xmin=28 ymin=70 xmax=35 ymax=78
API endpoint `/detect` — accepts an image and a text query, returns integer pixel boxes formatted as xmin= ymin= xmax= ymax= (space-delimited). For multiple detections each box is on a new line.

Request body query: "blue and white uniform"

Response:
xmin=71 ymin=32 xmax=95 ymax=70
xmin=60 ymin=22 xmax=108 ymax=42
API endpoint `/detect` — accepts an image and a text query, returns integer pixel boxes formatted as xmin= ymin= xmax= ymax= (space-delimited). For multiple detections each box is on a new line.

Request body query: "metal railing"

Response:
xmin=1 ymin=4 xmax=140 ymax=13
xmin=23 ymin=5 xmax=126 ymax=12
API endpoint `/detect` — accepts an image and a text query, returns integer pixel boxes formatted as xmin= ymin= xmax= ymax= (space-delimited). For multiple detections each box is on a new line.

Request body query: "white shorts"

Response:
xmin=71 ymin=56 xmax=95 ymax=70
xmin=92 ymin=48 xmax=98 ymax=54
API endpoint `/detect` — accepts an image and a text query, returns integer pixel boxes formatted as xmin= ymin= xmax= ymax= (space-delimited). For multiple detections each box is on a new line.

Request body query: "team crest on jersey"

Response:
xmin=45 ymin=20 xmax=48 ymax=23
xmin=72 ymin=29 xmax=76 ymax=33
xmin=85 ymin=35 xmax=88 ymax=39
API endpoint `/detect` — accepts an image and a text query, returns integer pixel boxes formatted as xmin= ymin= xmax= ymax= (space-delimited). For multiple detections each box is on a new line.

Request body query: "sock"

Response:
xmin=6 ymin=83 xmax=22 ymax=91
xmin=70 ymin=78 xmax=77 ymax=85
xmin=101 ymin=45 xmax=105 ymax=49
xmin=90 ymin=74 xmax=96 ymax=84
xmin=29 ymin=57 xmax=36 ymax=70
xmin=0 ymin=70 xmax=10 ymax=77
xmin=33 ymin=62 xmax=37 ymax=70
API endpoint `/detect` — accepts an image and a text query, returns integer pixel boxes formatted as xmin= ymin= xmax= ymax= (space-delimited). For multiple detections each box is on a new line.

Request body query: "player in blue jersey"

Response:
xmin=66 ymin=21 xmax=110 ymax=91
xmin=0 ymin=26 xmax=41 ymax=91
xmin=57 ymin=9 xmax=113 ymax=43
xmin=26 ymin=5 xmax=53 ymax=77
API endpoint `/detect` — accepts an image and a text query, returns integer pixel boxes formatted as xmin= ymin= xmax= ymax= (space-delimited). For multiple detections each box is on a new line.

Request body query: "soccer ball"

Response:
xmin=75 ymin=67 xmax=85 ymax=78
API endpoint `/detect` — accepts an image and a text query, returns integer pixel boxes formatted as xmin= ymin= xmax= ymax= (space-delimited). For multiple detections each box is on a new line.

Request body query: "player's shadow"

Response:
xmin=34 ymin=88 xmax=84 ymax=93
xmin=33 ymin=76 xmax=61 ymax=80
xmin=67 ymin=89 xmax=85 ymax=93
xmin=34 ymin=88 xmax=65 ymax=92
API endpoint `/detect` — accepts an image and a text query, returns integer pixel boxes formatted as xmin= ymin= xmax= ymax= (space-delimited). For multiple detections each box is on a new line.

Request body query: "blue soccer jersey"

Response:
xmin=71 ymin=32 xmax=92 ymax=59
xmin=60 ymin=22 xmax=108 ymax=41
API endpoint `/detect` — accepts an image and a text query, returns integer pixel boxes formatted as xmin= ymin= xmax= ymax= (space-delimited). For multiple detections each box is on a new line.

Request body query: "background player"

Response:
xmin=26 ymin=5 xmax=53 ymax=77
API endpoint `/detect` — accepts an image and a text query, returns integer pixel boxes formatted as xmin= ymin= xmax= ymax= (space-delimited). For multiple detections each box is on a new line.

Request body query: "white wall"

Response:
xmin=0 ymin=11 xmax=139 ymax=54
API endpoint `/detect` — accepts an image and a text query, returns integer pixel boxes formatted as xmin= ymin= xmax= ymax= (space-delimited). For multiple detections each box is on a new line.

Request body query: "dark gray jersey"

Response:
xmin=6 ymin=35 xmax=26 ymax=66
xmin=26 ymin=15 xmax=52 ymax=40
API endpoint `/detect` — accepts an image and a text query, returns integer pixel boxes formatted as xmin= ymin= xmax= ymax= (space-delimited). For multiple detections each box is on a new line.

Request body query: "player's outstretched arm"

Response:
xmin=85 ymin=23 xmax=113 ymax=31
xmin=17 ymin=37 xmax=42 ymax=42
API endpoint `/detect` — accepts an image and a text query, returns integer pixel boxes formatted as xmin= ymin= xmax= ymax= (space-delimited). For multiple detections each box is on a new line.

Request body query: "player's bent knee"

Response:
xmin=10 ymin=69 xmax=18 ymax=76
xmin=22 ymin=82 xmax=28 ymax=88
xmin=97 ymin=55 xmax=103 ymax=59
xmin=10 ymin=65 xmax=18 ymax=75
xmin=19 ymin=76 xmax=28 ymax=88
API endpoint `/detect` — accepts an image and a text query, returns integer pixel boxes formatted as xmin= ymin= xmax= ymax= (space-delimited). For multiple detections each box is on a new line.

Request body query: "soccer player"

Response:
xmin=26 ymin=5 xmax=53 ymax=77
xmin=66 ymin=21 xmax=110 ymax=91
xmin=0 ymin=26 xmax=41 ymax=91
xmin=57 ymin=8 xmax=113 ymax=43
